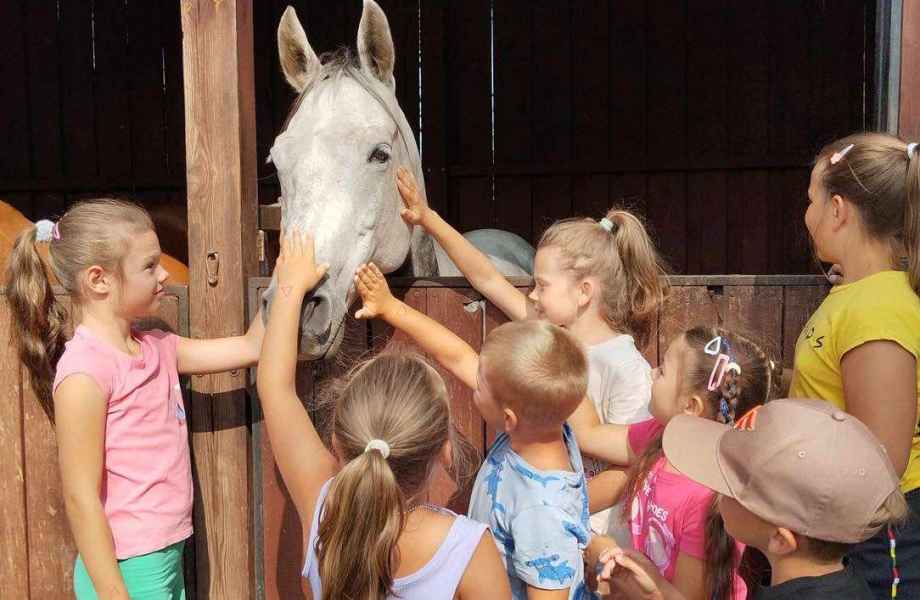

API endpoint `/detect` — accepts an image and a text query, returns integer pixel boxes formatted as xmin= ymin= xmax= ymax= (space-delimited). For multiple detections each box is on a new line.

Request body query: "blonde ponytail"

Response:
xmin=538 ymin=208 xmax=669 ymax=347
xmin=4 ymin=199 xmax=153 ymax=422
xmin=315 ymin=352 xmax=469 ymax=600
xmin=607 ymin=209 xmax=670 ymax=348
xmin=318 ymin=450 xmax=405 ymax=600
xmin=5 ymin=226 xmax=69 ymax=421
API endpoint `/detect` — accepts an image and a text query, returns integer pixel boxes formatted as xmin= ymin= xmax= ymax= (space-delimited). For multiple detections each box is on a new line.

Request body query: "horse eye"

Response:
xmin=369 ymin=145 xmax=391 ymax=164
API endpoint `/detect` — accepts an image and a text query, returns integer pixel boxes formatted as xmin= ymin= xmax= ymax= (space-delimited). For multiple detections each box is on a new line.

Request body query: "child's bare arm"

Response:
xmin=355 ymin=262 xmax=480 ymax=389
xmin=175 ymin=310 xmax=265 ymax=375
xmin=256 ymin=233 xmax=337 ymax=524
xmin=588 ymin=468 xmax=629 ymax=514
xmin=568 ymin=397 xmax=634 ymax=465
xmin=55 ymin=376 xmax=130 ymax=600
xmin=397 ymin=168 xmax=533 ymax=321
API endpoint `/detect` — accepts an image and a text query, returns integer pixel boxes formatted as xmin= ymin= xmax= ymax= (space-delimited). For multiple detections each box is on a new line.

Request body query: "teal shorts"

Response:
xmin=74 ymin=540 xmax=186 ymax=599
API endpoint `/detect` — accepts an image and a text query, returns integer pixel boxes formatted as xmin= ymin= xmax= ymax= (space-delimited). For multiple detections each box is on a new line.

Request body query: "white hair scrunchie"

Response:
xmin=908 ymin=142 xmax=918 ymax=158
xmin=35 ymin=219 xmax=56 ymax=243
xmin=364 ymin=439 xmax=391 ymax=459
xmin=599 ymin=217 xmax=615 ymax=232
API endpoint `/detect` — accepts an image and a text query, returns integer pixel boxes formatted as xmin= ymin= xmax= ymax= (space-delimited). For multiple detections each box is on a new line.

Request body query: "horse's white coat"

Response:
xmin=265 ymin=1 xmax=533 ymax=359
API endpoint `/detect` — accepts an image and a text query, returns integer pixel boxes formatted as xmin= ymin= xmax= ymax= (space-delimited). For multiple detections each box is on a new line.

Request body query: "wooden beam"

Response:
xmin=181 ymin=1 xmax=258 ymax=598
xmin=901 ymin=0 xmax=920 ymax=139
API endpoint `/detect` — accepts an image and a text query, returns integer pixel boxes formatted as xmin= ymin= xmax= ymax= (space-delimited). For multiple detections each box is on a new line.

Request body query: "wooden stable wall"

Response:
xmin=248 ymin=274 xmax=827 ymax=600
xmin=0 ymin=288 xmax=189 ymax=599
xmin=425 ymin=1 xmax=874 ymax=275
xmin=0 ymin=0 xmax=875 ymax=276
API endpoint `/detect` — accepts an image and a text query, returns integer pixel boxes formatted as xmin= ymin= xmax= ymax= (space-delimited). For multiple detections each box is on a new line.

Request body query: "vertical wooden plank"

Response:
xmin=571 ymin=175 xmax=610 ymax=220
xmin=722 ymin=286 xmax=783 ymax=363
xmin=446 ymin=0 xmax=491 ymax=233
xmin=493 ymin=177 xmax=534 ymax=243
xmin=610 ymin=1 xmax=647 ymax=169
xmin=493 ymin=0 xmax=532 ymax=166
xmin=531 ymin=176 xmax=572 ymax=240
xmin=253 ymin=0 xmax=277 ymax=180
xmin=572 ymin=1 xmax=610 ymax=163
xmin=426 ymin=287 xmax=485 ymax=514
xmin=93 ymin=0 xmax=133 ymax=178
xmin=181 ymin=0 xmax=259 ymax=597
xmin=128 ymin=1 xmax=168 ymax=180
xmin=420 ymin=1 xmax=449 ymax=215
xmin=531 ymin=0 xmax=572 ymax=163
xmin=645 ymin=0 xmax=686 ymax=166
xmin=449 ymin=177 xmax=492 ymax=235
xmin=778 ymin=168 xmax=814 ymax=275
xmin=646 ymin=173 xmax=686 ymax=273
xmin=782 ymin=285 xmax=827 ymax=368
xmin=0 ymin=0 xmax=30 ymax=177
xmin=684 ymin=0 xmax=726 ymax=276
xmin=725 ymin=0 xmax=768 ymax=160
xmin=658 ymin=286 xmax=721 ymax=355
xmin=446 ymin=0 xmax=491 ymax=168
xmin=164 ymin=0 xmax=186 ymax=178
xmin=377 ymin=0 xmax=420 ymax=142
xmin=26 ymin=0 xmax=64 ymax=178
xmin=24 ymin=295 xmax=75 ymax=599
xmin=493 ymin=0 xmax=534 ymax=242
xmin=731 ymin=170 xmax=769 ymax=274
xmin=686 ymin=0 xmax=727 ymax=164
xmin=900 ymin=0 xmax=920 ymax=141
xmin=59 ymin=0 xmax=98 ymax=178
xmin=686 ymin=172 xmax=727 ymax=275
xmin=767 ymin=1 xmax=810 ymax=158
xmin=0 ymin=297 xmax=28 ymax=598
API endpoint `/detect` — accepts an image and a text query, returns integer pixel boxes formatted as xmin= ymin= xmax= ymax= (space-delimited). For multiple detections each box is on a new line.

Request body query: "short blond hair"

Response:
xmin=479 ymin=321 xmax=588 ymax=427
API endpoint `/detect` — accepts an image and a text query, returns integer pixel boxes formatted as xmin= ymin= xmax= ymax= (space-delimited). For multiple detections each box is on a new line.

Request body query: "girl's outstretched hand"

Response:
xmin=276 ymin=231 xmax=329 ymax=298
xmin=396 ymin=167 xmax=429 ymax=226
xmin=355 ymin=263 xmax=395 ymax=320
xmin=597 ymin=547 xmax=666 ymax=600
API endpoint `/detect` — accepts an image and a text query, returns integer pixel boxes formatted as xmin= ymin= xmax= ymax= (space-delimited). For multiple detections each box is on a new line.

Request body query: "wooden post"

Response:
xmin=180 ymin=1 xmax=258 ymax=598
xmin=901 ymin=0 xmax=920 ymax=139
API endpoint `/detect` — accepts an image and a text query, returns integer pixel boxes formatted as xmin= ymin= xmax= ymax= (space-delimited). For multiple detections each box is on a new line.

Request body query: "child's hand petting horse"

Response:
xmin=396 ymin=167 xmax=430 ymax=226
xmin=355 ymin=263 xmax=396 ymax=320
xmin=275 ymin=231 xmax=329 ymax=298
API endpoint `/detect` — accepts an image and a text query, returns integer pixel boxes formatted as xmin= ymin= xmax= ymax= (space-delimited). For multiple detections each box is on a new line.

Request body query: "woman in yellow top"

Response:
xmin=790 ymin=132 xmax=920 ymax=599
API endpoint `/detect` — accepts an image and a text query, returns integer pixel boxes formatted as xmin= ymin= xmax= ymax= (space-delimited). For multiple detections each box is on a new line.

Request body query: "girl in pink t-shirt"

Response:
xmin=577 ymin=326 xmax=781 ymax=599
xmin=6 ymin=199 xmax=266 ymax=599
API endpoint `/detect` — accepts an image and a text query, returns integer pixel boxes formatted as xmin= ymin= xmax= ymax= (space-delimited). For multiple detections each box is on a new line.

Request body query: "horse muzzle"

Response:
xmin=261 ymin=282 xmax=345 ymax=361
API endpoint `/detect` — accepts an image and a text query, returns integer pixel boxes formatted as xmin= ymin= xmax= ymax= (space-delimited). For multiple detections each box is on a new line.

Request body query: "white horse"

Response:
xmin=263 ymin=0 xmax=533 ymax=360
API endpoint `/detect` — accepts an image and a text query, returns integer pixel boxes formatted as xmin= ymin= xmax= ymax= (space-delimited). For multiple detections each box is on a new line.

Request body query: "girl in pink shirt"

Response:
xmin=574 ymin=326 xmax=781 ymax=599
xmin=6 ymin=199 xmax=266 ymax=600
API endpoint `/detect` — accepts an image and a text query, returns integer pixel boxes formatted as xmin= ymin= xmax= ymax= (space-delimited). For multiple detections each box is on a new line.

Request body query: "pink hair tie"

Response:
xmin=829 ymin=143 xmax=854 ymax=165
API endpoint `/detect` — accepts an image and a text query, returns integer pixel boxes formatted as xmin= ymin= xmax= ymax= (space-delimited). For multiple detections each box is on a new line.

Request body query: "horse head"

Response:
xmin=263 ymin=0 xmax=437 ymax=360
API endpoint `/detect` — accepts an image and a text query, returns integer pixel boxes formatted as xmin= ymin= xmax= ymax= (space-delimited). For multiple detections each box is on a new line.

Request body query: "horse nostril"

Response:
xmin=302 ymin=294 xmax=332 ymax=338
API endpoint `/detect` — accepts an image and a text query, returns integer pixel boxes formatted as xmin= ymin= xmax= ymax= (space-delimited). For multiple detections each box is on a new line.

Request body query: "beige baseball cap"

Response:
xmin=662 ymin=398 xmax=900 ymax=544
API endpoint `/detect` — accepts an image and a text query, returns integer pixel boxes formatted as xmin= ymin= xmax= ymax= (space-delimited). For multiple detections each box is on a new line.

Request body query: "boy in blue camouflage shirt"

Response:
xmin=355 ymin=263 xmax=594 ymax=599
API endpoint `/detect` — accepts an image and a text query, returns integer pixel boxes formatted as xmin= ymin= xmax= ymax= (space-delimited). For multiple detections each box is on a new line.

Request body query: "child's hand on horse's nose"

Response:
xmin=354 ymin=263 xmax=393 ymax=320
xmin=396 ymin=167 xmax=425 ymax=225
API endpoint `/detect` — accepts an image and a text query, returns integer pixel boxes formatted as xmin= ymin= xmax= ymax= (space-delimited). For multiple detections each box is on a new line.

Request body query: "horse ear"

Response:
xmin=277 ymin=6 xmax=320 ymax=93
xmin=357 ymin=0 xmax=395 ymax=88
